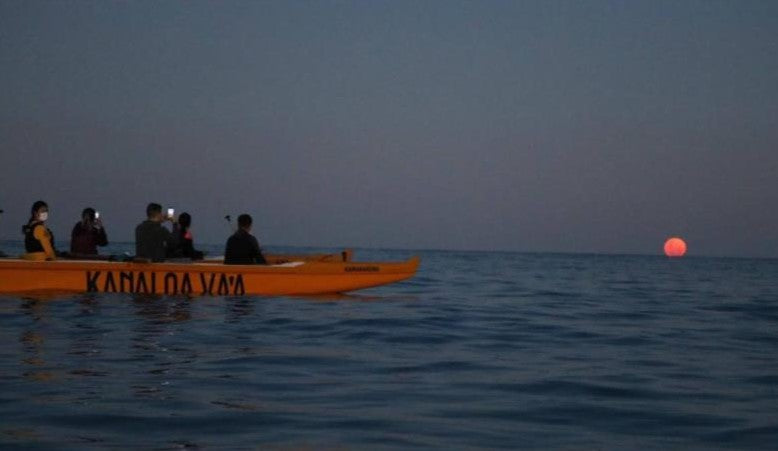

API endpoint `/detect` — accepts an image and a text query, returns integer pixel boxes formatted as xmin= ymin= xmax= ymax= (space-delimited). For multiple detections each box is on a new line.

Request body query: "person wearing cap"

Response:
xmin=224 ymin=214 xmax=267 ymax=265
xmin=70 ymin=208 xmax=109 ymax=256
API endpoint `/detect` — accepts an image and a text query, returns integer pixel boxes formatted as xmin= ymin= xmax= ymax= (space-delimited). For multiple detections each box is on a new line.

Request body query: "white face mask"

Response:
xmin=38 ymin=212 xmax=48 ymax=221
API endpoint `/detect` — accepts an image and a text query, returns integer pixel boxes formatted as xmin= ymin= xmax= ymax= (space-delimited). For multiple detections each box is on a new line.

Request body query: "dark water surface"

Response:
xmin=1 ymin=243 xmax=777 ymax=449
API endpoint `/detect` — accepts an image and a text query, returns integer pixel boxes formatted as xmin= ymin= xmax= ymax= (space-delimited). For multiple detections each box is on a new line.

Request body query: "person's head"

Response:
xmin=146 ymin=203 xmax=163 ymax=221
xmin=31 ymin=200 xmax=49 ymax=222
xmin=237 ymin=214 xmax=252 ymax=232
xmin=178 ymin=212 xmax=191 ymax=229
xmin=82 ymin=207 xmax=96 ymax=223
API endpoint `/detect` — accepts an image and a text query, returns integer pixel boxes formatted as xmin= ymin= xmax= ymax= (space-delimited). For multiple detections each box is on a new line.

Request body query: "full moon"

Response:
xmin=664 ymin=237 xmax=687 ymax=257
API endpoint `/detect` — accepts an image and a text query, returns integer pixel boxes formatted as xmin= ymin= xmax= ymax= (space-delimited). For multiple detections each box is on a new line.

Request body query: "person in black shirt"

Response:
xmin=135 ymin=203 xmax=178 ymax=262
xmin=168 ymin=212 xmax=204 ymax=260
xmin=224 ymin=214 xmax=266 ymax=265
xmin=70 ymin=208 xmax=108 ymax=256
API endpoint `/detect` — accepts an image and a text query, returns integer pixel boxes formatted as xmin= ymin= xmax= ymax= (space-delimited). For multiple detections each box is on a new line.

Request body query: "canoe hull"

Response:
xmin=0 ymin=257 xmax=419 ymax=296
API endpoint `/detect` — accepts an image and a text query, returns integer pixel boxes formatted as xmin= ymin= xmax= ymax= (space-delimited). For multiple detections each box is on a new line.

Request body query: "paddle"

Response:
xmin=225 ymin=215 xmax=237 ymax=232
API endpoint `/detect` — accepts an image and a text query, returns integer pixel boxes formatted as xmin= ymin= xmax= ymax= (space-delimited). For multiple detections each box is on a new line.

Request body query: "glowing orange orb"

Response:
xmin=663 ymin=237 xmax=687 ymax=257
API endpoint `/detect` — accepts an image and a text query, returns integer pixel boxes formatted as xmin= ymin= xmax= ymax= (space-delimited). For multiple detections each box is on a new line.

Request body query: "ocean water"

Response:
xmin=1 ymin=241 xmax=777 ymax=449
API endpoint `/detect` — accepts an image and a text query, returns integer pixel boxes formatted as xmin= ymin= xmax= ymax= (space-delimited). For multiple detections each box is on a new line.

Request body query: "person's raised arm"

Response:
xmin=95 ymin=219 xmax=108 ymax=246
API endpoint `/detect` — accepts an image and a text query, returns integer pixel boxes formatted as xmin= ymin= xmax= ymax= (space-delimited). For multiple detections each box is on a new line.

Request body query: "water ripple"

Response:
xmin=1 ymin=249 xmax=777 ymax=449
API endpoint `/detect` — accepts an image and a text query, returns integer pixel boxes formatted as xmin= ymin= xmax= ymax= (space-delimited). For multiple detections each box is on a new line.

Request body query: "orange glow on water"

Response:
xmin=664 ymin=237 xmax=687 ymax=257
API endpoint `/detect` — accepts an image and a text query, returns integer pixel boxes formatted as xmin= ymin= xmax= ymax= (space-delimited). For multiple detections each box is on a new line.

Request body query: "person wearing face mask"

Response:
xmin=224 ymin=214 xmax=267 ymax=265
xmin=70 ymin=207 xmax=109 ymax=256
xmin=22 ymin=200 xmax=58 ymax=260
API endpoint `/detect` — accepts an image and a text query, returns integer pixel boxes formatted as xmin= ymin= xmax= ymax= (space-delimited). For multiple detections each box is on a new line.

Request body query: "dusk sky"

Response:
xmin=1 ymin=1 xmax=777 ymax=257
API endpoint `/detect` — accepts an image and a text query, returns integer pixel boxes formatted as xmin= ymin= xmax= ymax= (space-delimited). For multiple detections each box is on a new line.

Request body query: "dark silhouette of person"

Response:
xmin=224 ymin=214 xmax=266 ymax=265
xmin=135 ymin=203 xmax=178 ymax=262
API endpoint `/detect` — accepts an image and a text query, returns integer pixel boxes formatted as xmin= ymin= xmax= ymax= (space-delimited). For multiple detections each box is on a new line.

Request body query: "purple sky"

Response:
xmin=1 ymin=1 xmax=777 ymax=257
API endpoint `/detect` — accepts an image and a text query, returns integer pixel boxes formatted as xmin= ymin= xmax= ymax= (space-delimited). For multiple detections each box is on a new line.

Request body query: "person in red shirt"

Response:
xmin=70 ymin=208 xmax=108 ymax=256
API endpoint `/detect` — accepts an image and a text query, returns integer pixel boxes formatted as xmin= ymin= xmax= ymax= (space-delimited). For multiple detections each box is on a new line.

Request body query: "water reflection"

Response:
xmin=225 ymin=296 xmax=255 ymax=323
xmin=128 ymin=295 xmax=198 ymax=401
xmin=67 ymin=294 xmax=106 ymax=380
xmin=76 ymin=294 xmax=100 ymax=314
xmin=131 ymin=294 xmax=193 ymax=324
xmin=18 ymin=300 xmax=52 ymax=382
xmin=20 ymin=298 xmax=47 ymax=321
xmin=297 ymin=293 xmax=385 ymax=302
xmin=296 ymin=292 xmax=414 ymax=303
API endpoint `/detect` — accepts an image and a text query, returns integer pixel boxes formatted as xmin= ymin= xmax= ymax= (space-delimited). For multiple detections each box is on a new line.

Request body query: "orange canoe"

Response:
xmin=0 ymin=256 xmax=419 ymax=296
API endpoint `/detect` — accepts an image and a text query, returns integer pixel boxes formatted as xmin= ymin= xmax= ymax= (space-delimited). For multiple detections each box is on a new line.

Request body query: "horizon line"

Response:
xmin=0 ymin=238 xmax=775 ymax=261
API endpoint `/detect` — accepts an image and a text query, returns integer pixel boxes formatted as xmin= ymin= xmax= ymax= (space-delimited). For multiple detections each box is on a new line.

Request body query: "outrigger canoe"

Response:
xmin=0 ymin=256 xmax=419 ymax=296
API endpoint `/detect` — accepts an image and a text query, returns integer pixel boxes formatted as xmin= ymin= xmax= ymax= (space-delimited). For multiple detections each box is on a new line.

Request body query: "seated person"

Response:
xmin=135 ymin=203 xmax=178 ymax=262
xmin=224 ymin=214 xmax=267 ymax=265
xmin=22 ymin=200 xmax=57 ymax=260
xmin=70 ymin=208 xmax=108 ymax=256
xmin=168 ymin=212 xmax=204 ymax=260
